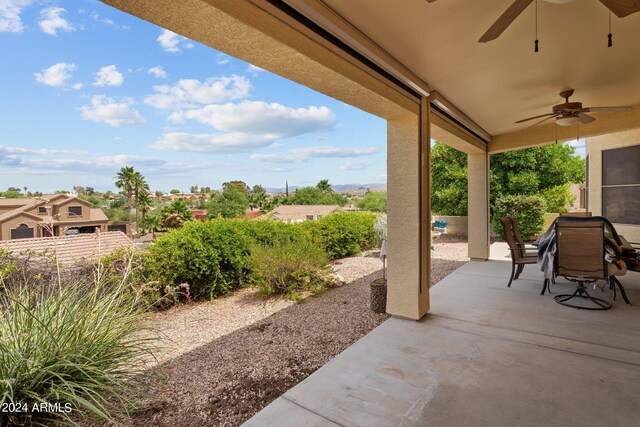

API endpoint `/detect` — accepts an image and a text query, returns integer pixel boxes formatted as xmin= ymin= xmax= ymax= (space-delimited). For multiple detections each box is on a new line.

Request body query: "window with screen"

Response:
xmin=602 ymin=145 xmax=640 ymax=225
xmin=38 ymin=206 xmax=47 ymax=214
xmin=68 ymin=206 xmax=82 ymax=216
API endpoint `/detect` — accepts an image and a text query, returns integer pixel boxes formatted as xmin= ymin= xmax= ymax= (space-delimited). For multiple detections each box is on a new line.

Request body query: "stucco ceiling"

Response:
xmin=322 ymin=0 xmax=640 ymax=136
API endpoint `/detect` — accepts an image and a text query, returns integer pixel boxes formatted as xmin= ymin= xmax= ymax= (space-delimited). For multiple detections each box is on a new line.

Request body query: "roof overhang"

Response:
xmin=101 ymin=0 xmax=640 ymax=152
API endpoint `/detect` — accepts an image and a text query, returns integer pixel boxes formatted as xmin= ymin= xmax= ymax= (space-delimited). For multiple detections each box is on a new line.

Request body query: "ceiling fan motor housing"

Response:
xmin=553 ymin=101 xmax=582 ymax=113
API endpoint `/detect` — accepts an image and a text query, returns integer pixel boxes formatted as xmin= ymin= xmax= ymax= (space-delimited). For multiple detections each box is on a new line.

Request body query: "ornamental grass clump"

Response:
xmin=0 ymin=276 xmax=155 ymax=426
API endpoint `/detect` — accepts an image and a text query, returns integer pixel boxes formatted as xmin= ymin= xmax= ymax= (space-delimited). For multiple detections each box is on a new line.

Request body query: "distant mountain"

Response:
xmin=265 ymin=183 xmax=386 ymax=195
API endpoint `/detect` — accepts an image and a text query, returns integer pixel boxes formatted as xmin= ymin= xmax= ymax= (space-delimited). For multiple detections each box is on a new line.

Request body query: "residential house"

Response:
xmin=0 ymin=194 xmax=108 ymax=241
xmin=586 ymin=133 xmax=640 ymax=242
xmin=264 ymin=205 xmax=340 ymax=222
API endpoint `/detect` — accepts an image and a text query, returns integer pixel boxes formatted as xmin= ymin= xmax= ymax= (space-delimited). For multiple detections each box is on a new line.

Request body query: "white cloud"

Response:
xmin=90 ymin=11 xmax=128 ymax=30
xmin=250 ymin=153 xmax=301 ymax=163
xmin=252 ymin=145 xmax=378 ymax=164
xmin=38 ymin=6 xmax=75 ymax=36
xmin=71 ymin=82 xmax=83 ymax=90
xmin=0 ymin=0 xmax=33 ymax=33
xmin=171 ymin=101 xmax=335 ymax=137
xmin=246 ymin=64 xmax=264 ymax=74
xmin=216 ymin=54 xmax=230 ymax=65
xmin=148 ymin=66 xmax=167 ymax=79
xmin=152 ymin=132 xmax=276 ymax=153
xmin=93 ymin=65 xmax=123 ymax=87
xmin=157 ymin=29 xmax=194 ymax=53
xmin=291 ymin=145 xmax=378 ymax=158
xmin=33 ymin=62 xmax=76 ymax=87
xmin=156 ymin=101 xmax=335 ymax=154
xmin=79 ymin=95 xmax=146 ymax=127
xmin=340 ymin=160 xmax=372 ymax=170
xmin=251 ymin=145 xmax=378 ymax=163
xmin=144 ymin=75 xmax=251 ymax=110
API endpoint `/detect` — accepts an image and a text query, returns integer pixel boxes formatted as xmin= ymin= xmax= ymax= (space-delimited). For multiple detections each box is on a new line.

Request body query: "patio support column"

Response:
xmin=386 ymin=98 xmax=430 ymax=320
xmin=468 ymin=151 xmax=491 ymax=260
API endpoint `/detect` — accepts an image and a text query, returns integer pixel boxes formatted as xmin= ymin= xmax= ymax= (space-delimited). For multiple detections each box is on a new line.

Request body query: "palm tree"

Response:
xmin=145 ymin=214 xmax=162 ymax=239
xmin=317 ymin=179 xmax=332 ymax=193
xmin=115 ymin=166 xmax=135 ymax=237
xmin=138 ymin=191 xmax=153 ymax=235
xmin=131 ymin=171 xmax=148 ymax=235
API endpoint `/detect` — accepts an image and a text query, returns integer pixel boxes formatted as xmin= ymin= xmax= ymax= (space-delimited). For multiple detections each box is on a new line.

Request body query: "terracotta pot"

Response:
xmin=370 ymin=278 xmax=387 ymax=313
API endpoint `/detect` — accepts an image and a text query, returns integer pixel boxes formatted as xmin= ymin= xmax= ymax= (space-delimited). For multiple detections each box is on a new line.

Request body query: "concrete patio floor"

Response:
xmin=244 ymin=243 xmax=640 ymax=427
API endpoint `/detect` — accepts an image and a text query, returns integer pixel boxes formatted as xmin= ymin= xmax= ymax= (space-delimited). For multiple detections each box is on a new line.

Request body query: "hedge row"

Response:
xmin=130 ymin=211 xmax=378 ymax=306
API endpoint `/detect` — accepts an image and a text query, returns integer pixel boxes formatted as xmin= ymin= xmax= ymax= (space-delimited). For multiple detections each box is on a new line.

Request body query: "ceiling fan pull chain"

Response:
xmin=534 ymin=0 xmax=539 ymax=52
xmin=608 ymin=7 xmax=613 ymax=47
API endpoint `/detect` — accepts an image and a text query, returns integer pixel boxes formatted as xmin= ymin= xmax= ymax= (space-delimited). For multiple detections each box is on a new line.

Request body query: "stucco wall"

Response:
xmin=386 ymin=114 xmax=429 ymax=319
xmin=0 ymin=214 xmax=42 ymax=241
xmin=586 ymin=129 xmax=640 ymax=242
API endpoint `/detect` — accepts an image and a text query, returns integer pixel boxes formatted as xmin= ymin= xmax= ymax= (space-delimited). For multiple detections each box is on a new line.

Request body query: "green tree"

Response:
xmin=138 ymin=191 xmax=153 ymax=234
xmin=131 ymin=171 xmax=148 ymax=235
xmin=222 ymin=180 xmax=250 ymax=195
xmin=144 ymin=214 xmax=162 ymax=238
xmin=316 ymin=179 xmax=332 ymax=193
xmin=356 ymin=191 xmax=387 ymax=212
xmin=190 ymin=185 xmax=199 ymax=194
xmin=431 ymin=143 xmax=468 ymax=216
xmin=115 ymin=166 xmax=135 ymax=237
xmin=207 ymin=189 xmax=249 ymax=218
xmin=430 ymin=141 xmax=585 ymax=216
xmin=169 ymin=189 xmax=181 ymax=195
xmin=286 ymin=187 xmax=347 ymax=206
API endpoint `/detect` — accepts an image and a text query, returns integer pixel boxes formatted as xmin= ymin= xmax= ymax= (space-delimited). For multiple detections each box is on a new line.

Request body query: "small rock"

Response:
xmin=330 ymin=272 xmax=346 ymax=287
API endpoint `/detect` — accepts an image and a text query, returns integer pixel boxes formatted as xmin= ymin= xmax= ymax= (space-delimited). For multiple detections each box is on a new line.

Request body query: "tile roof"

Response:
xmin=1 ymin=231 xmax=134 ymax=266
xmin=266 ymin=205 xmax=341 ymax=221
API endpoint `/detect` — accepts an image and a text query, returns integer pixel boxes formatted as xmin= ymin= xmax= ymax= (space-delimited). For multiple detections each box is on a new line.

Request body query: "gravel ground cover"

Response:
xmin=122 ymin=236 xmax=468 ymax=426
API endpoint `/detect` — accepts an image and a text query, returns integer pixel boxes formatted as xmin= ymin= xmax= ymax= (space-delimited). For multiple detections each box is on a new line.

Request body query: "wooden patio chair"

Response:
xmin=559 ymin=212 xmax=592 ymax=217
xmin=500 ymin=217 xmax=542 ymax=293
xmin=553 ymin=220 xmax=611 ymax=310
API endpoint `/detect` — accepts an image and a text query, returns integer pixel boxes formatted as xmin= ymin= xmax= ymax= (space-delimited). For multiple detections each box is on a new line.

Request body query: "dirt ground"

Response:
xmin=119 ymin=236 xmax=468 ymax=426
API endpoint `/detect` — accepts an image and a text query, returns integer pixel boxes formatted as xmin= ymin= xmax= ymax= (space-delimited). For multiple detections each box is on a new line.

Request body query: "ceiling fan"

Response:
xmin=477 ymin=0 xmax=640 ymax=43
xmin=515 ymin=89 xmax=633 ymax=127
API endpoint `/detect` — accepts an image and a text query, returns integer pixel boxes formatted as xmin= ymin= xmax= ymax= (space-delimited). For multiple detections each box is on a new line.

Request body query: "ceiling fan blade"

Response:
xmin=578 ymin=113 xmax=596 ymax=124
xmin=515 ymin=112 xmax=557 ymax=123
xmin=527 ymin=115 xmax=557 ymax=129
xmin=583 ymin=106 xmax=633 ymax=113
xmin=598 ymin=0 xmax=640 ymax=18
xmin=479 ymin=0 xmax=534 ymax=43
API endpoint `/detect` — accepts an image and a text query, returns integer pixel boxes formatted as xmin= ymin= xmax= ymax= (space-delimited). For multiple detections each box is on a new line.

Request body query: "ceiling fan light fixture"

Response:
xmin=556 ymin=116 xmax=579 ymax=126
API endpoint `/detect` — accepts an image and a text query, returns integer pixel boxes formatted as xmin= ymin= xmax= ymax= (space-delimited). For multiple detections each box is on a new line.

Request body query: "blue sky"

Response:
xmin=0 ymin=0 xmax=387 ymax=193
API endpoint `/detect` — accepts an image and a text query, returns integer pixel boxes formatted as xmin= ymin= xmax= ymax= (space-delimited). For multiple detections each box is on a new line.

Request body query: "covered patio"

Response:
xmin=245 ymin=243 xmax=640 ymax=426
xmin=99 ymin=0 xmax=640 ymax=424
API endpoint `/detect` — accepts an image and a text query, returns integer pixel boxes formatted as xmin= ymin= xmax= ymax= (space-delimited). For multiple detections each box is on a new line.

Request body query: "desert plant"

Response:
xmin=146 ymin=219 xmax=252 ymax=299
xmin=250 ymin=239 xmax=330 ymax=300
xmin=492 ymin=194 xmax=546 ymax=240
xmin=0 ymin=277 xmax=154 ymax=426
xmin=304 ymin=211 xmax=377 ymax=259
xmin=540 ymin=183 xmax=576 ymax=213
xmin=374 ymin=214 xmax=388 ymax=280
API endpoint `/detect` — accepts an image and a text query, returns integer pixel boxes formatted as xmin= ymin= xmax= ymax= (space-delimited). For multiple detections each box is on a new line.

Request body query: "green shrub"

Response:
xmin=0 ymin=280 xmax=154 ymax=426
xmin=304 ymin=211 xmax=377 ymax=259
xmin=492 ymin=194 xmax=546 ymax=240
xmin=238 ymin=219 xmax=310 ymax=246
xmin=146 ymin=219 xmax=252 ymax=299
xmin=250 ymin=240 xmax=330 ymax=300
xmin=540 ymin=183 xmax=575 ymax=213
